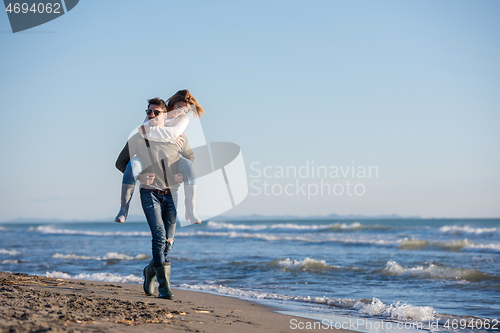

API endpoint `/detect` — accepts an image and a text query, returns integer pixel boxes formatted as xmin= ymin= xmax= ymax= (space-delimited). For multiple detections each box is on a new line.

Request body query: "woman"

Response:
xmin=114 ymin=89 xmax=205 ymax=224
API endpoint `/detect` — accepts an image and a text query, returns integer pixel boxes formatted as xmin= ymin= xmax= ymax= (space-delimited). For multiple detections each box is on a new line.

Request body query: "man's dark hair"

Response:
xmin=148 ymin=97 xmax=167 ymax=112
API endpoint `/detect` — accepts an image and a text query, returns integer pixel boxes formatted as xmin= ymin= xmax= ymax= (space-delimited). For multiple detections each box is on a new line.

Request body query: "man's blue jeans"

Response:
xmin=140 ymin=188 xmax=178 ymax=266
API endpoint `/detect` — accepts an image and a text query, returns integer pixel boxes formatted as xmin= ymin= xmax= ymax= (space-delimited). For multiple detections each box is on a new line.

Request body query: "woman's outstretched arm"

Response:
xmin=139 ymin=115 xmax=189 ymax=142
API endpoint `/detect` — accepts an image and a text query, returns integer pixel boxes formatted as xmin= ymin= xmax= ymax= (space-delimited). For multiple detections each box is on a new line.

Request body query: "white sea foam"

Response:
xmin=30 ymin=226 xmax=150 ymax=237
xmin=419 ymin=238 xmax=477 ymax=251
xmin=461 ymin=243 xmax=500 ymax=253
xmin=0 ymin=249 xmax=20 ymax=256
xmin=180 ymin=282 xmax=285 ymax=299
xmin=432 ymin=239 xmax=478 ymax=251
xmin=354 ymin=297 xmax=435 ymax=322
xmin=52 ymin=253 xmax=94 ymax=260
xmin=327 ymin=222 xmax=364 ymax=230
xmin=383 ymin=261 xmax=491 ymax=281
xmin=175 ymin=230 xmax=398 ymax=246
xmin=398 ymin=237 xmax=500 ymax=254
xmin=207 ymin=221 xmax=334 ymax=231
xmin=1 ymin=260 xmax=20 ymax=264
xmin=51 ymin=252 xmax=150 ymax=261
xmin=339 ymin=237 xmax=397 ymax=246
xmin=179 ymin=283 xmax=436 ymax=323
xmin=398 ymin=238 xmax=430 ymax=250
xmin=180 ymin=282 xmax=360 ymax=307
xmin=439 ymin=225 xmax=499 ymax=236
xmin=176 ymin=230 xmax=311 ymax=241
xmin=207 ymin=221 xmax=383 ymax=232
xmin=103 ymin=252 xmax=150 ymax=260
xmin=270 ymin=258 xmax=339 ymax=271
xmin=46 ymin=271 xmax=143 ymax=284
xmin=318 ymin=221 xmax=359 ymax=230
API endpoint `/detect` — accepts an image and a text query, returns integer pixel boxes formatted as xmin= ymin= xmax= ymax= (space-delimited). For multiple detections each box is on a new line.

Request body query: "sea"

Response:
xmin=1 ymin=218 xmax=499 ymax=333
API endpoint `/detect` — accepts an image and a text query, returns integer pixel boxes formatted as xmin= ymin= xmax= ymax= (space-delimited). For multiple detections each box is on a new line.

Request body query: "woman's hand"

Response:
xmin=174 ymin=173 xmax=184 ymax=184
xmin=175 ymin=135 xmax=185 ymax=148
xmin=138 ymin=125 xmax=150 ymax=135
xmin=138 ymin=173 xmax=155 ymax=185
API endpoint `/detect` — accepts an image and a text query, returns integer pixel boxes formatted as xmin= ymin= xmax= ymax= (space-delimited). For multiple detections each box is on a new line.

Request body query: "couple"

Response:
xmin=115 ymin=89 xmax=204 ymax=299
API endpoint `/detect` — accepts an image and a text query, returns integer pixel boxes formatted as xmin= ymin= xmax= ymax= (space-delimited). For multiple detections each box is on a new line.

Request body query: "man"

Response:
xmin=115 ymin=97 xmax=194 ymax=299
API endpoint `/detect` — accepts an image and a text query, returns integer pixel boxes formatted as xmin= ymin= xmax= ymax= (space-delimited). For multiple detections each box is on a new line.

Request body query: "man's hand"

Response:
xmin=174 ymin=173 xmax=184 ymax=184
xmin=175 ymin=135 xmax=185 ymax=148
xmin=138 ymin=173 xmax=155 ymax=185
xmin=138 ymin=125 xmax=150 ymax=135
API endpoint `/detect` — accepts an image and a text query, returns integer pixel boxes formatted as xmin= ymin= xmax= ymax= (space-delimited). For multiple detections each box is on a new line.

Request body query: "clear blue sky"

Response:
xmin=1 ymin=0 xmax=499 ymax=221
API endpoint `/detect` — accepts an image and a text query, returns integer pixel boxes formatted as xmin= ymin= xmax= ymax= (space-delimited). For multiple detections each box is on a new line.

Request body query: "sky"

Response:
xmin=0 ymin=0 xmax=499 ymax=221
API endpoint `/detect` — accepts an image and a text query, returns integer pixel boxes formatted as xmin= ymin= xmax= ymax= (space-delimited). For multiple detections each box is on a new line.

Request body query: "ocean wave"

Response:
xmin=30 ymin=226 xmax=150 ymax=237
xmin=433 ymin=239 xmax=479 ymax=251
xmin=325 ymin=222 xmax=392 ymax=232
xmin=207 ymin=221 xmax=334 ymax=231
xmin=354 ymin=297 xmax=435 ymax=322
xmin=398 ymin=238 xmax=477 ymax=251
xmin=180 ymin=282 xmax=367 ymax=308
xmin=326 ymin=222 xmax=363 ymax=231
xmin=179 ymin=283 xmax=435 ymax=323
xmin=207 ymin=221 xmax=390 ymax=232
xmin=175 ymin=230 xmax=398 ymax=246
xmin=0 ymin=249 xmax=21 ymax=256
xmin=398 ymin=238 xmax=430 ymax=250
xmin=329 ymin=237 xmax=397 ymax=246
xmin=382 ymin=261 xmax=496 ymax=282
xmin=39 ymin=271 xmax=494 ymax=325
xmin=1 ymin=260 xmax=20 ymax=264
xmin=102 ymin=252 xmax=150 ymax=260
xmin=52 ymin=253 xmax=94 ymax=260
xmin=51 ymin=252 xmax=150 ymax=261
xmin=181 ymin=283 xmax=497 ymax=325
xmin=176 ymin=230 xmax=314 ymax=241
xmin=439 ymin=225 xmax=499 ymax=236
xmin=398 ymin=238 xmax=500 ymax=253
xmin=45 ymin=271 xmax=143 ymax=284
xmin=462 ymin=243 xmax=500 ymax=253
xmin=268 ymin=258 xmax=340 ymax=272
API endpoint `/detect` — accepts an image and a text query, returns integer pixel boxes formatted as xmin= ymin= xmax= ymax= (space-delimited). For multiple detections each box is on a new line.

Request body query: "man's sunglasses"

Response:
xmin=145 ymin=110 xmax=164 ymax=116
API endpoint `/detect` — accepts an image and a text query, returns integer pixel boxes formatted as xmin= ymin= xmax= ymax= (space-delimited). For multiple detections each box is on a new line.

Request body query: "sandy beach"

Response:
xmin=0 ymin=271 xmax=357 ymax=333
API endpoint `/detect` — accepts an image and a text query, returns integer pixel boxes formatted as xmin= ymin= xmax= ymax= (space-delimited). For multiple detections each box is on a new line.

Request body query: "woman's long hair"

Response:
xmin=166 ymin=89 xmax=205 ymax=118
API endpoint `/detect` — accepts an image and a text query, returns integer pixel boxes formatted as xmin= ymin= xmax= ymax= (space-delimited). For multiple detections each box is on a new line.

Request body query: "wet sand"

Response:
xmin=0 ymin=272 xmax=357 ymax=333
